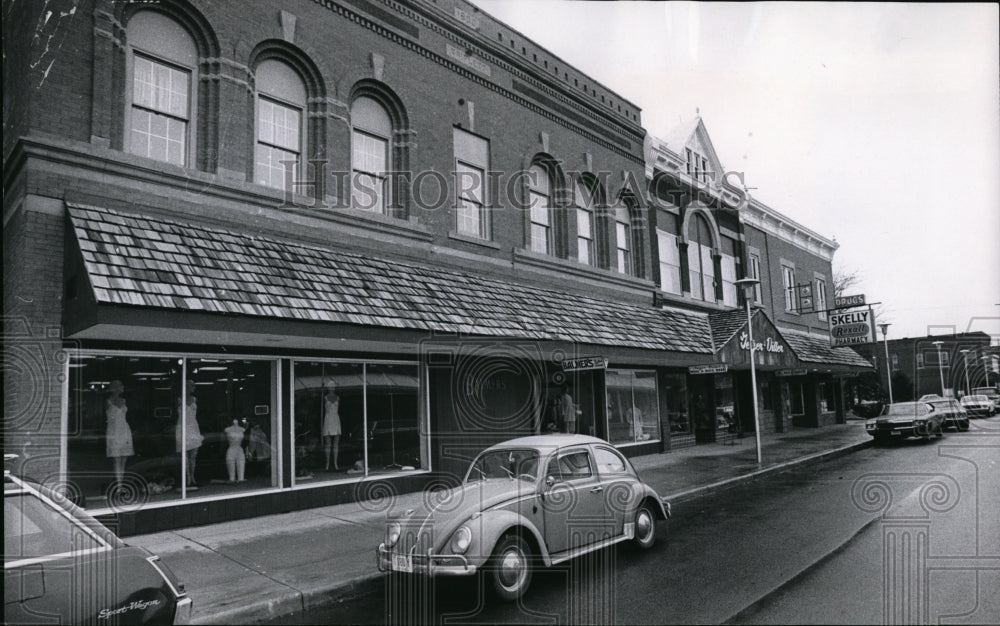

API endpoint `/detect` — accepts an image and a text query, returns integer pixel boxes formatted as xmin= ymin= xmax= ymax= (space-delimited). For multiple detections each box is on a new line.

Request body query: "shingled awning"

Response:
xmin=66 ymin=203 xmax=714 ymax=355
xmin=782 ymin=330 xmax=874 ymax=369
xmin=708 ymin=308 xmax=872 ymax=372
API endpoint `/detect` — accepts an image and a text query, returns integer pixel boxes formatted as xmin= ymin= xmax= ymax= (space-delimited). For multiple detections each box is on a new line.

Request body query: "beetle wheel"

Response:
xmin=489 ymin=534 xmax=533 ymax=601
xmin=632 ymin=503 xmax=657 ymax=550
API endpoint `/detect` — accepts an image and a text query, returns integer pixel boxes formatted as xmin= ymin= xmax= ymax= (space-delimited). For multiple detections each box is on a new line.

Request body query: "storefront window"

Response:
xmin=366 ymin=363 xmax=422 ymax=473
xmin=292 ymin=361 xmax=425 ymax=483
xmin=819 ymin=381 xmax=836 ymax=413
xmin=605 ymin=369 xmax=659 ymax=445
xmin=714 ymin=374 xmax=737 ymax=434
xmin=66 ymin=354 xmax=278 ymax=509
xmin=663 ymin=372 xmax=692 ymax=446
xmin=187 ymin=358 xmax=277 ymax=493
xmin=789 ymin=381 xmax=805 ymax=415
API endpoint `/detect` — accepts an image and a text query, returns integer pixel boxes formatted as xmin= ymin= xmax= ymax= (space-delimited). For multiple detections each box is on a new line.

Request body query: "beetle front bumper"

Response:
xmin=376 ymin=544 xmax=478 ymax=576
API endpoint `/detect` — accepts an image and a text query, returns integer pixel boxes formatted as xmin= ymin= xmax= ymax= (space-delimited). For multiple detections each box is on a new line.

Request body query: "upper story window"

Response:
xmin=254 ymin=60 xmax=305 ymax=190
xmin=816 ymin=278 xmax=828 ymax=321
xmin=687 ymin=214 xmax=715 ymax=301
xmin=749 ymin=253 xmax=763 ymax=303
xmin=782 ymin=265 xmax=797 ymax=312
xmin=453 ymin=128 xmax=490 ymax=240
xmin=125 ymin=12 xmax=197 ymax=167
xmin=657 ymin=229 xmax=681 ymax=294
xmin=720 ymin=252 xmax=738 ymax=307
xmin=351 ymin=97 xmax=392 ymax=213
xmin=575 ymin=179 xmax=598 ymax=267
xmin=615 ymin=206 xmax=632 ymax=276
xmin=528 ymin=164 xmax=553 ymax=254
xmin=685 ymin=148 xmax=710 ymax=182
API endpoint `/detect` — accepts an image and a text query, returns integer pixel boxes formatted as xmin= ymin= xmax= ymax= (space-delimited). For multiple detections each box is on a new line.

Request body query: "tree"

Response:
xmin=833 ymin=265 xmax=889 ymax=325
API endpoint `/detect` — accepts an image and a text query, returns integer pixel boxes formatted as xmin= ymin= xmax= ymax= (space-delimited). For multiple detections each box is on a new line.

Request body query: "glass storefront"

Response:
xmin=663 ymin=372 xmax=692 ymax=446
xmin=291 ymin=361 xmax=426 ymax=484
xmin=67 ymin=354 xmax=278 ymax=508
xmin=606 ymin=369 xmax=660 ymax=445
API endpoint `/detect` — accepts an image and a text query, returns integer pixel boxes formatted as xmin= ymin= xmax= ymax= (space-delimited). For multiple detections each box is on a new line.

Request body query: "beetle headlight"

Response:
xmin=386 ymin=522 xmax=401 ymax=548
xmin=450 ymin=525 xmax=472 ymax=554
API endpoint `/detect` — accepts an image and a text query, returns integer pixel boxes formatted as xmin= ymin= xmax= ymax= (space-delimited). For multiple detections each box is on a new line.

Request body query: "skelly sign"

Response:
xmin=829 ymin=309 xmax=874 ymax=347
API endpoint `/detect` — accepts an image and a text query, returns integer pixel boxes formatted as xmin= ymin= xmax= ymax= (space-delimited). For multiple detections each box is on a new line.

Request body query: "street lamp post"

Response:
xmin=960 ymin=349 xmax=970 ymax=396
xmin=878 ymin=323 xmax=893 ymax=405
xmin=932 ymin=340 xmax=946 ymax=396
xmin=734 ymin=277 xmax=762 ymax=465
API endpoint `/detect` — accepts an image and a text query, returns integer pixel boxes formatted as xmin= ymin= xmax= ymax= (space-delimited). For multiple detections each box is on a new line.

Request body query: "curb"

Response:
xmin=193 ymin=439 xmax=873 ymax=624
xmin=662 ymin=439 xmax=873 ymax=504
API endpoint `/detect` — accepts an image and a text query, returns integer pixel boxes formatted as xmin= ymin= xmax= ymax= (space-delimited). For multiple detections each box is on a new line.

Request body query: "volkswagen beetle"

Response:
xmin=376 ymin=434 xmax=670 ymax=600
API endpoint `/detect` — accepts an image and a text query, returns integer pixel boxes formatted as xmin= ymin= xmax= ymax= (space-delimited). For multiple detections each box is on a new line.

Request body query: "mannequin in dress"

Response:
xmin=105 ymin=380 xmax=134 ymax=485
xmin=175 ymin=381 xmax=204 ymax=490
xmin=224 ymin=419 xmax=246 ymax=483
xmin=323 ymin=388 xmax=341 ymax=471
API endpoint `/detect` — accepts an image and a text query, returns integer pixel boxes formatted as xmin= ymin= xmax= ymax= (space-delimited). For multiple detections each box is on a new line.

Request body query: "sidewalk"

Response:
xmin=129 ymin=422 xmax=871 ymax=625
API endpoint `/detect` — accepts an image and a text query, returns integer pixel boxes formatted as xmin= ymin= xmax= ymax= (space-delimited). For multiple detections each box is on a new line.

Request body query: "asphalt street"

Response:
xmin=259 ymin=417 xmax=1000 ymax=625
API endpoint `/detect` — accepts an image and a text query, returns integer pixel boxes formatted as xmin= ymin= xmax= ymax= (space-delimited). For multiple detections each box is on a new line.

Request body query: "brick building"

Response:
xmin=853 ymin=331 xmax=998 ymax=401
xmin=4 ymin=0 xmax=868 ymax=534
xmin=644 ymin=118 xmax=871 ymax=444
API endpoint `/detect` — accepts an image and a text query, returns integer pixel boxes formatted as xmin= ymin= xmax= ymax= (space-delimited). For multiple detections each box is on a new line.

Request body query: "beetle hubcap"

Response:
xmin=499 ymin=549 xmax=525 ymax=588
xmin=637 ymin=511 xmax=652 ymax=541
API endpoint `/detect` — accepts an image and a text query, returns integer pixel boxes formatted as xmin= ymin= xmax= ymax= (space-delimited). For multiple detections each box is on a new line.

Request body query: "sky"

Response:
xmin=471 ymin=1 xmax=1000 ymax=343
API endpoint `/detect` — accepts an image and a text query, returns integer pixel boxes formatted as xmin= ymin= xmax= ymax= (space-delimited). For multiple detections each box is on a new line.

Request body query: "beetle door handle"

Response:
xmin=590 ymin=486 xmax=604 ymax=493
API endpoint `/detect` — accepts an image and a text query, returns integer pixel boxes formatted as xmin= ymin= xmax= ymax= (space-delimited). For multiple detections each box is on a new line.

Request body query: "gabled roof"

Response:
xmin=67 ymin=203 xmax=714 ymax=354
xmin=659 ymin=116 xmax=725 ymax=178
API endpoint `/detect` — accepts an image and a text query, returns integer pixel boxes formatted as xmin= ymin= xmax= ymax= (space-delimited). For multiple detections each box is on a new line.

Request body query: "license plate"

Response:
xmin=392 ymin=554 xmax=412 ymax=573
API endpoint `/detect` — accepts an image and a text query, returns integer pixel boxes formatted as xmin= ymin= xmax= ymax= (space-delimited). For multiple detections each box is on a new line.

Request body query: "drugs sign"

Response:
xmin=829 ymin=310 xmax=873 ymax=346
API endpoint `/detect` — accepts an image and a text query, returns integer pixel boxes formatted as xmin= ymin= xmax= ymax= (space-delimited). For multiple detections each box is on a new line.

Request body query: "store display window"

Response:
xmin=292 ymin=361 xmax=426 ymax=484
xmin=66 ymin=354 xmax=278 ymax=509
xmin=605 ymin=369 xmax=660 ymax=445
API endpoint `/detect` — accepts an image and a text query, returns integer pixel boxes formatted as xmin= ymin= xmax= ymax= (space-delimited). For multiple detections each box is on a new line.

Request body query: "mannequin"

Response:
xmin=560 ymin=385 xmax=577 ymax=434
xmin=224 ymin=419 xmax=246 ymax=483
xmin=175 ymin=381 xmax=204 ymax=490
xmin=105 ymin=380 xmax=134 ymax=485
xmin=322 ymin=388 xmax=341 ymax=471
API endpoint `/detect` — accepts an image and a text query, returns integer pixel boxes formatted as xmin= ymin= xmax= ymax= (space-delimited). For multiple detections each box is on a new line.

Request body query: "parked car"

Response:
xmin=934 ymin=398 xmax=971 ymax=431
xmin=960 ymin=394 xmax=995 ymax=417
xmin=971 ymin=387 xmax=1000 ymax=410
xmin=867 ymin=399 xmax=968 ymax=444
xmin=376 ymin=434 xmax=670 ymax=600
xmin=4 ymin=455 xmax=192 ymax=624
xmin=867 ymin=401 xmax=945 ymax=444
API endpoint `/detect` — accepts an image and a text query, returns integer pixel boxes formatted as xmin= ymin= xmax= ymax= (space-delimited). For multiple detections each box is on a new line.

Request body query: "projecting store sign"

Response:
xmin=834 ymin=294 xmax=866 ymax=309
xmin=562 ymin=356 xmax=608 ymax=372
xmin=829 ymin=310 xmax=874 ymax=346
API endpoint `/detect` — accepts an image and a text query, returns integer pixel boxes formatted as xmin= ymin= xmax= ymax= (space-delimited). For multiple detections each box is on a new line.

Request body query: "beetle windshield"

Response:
xmin=467 ymin=449 xmax=540 ymax=482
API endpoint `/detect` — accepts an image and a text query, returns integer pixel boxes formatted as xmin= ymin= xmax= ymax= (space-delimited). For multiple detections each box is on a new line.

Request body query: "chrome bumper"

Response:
xmin=376 ymin=544 xmax=477 ymax=576
xmin=173 ymin=596 xmax=193 ymax=625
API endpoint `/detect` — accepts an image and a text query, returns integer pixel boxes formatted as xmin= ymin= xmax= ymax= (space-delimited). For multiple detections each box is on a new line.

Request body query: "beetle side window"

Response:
xmin=594 ymin=447 xmax=629 ymax=475
xmin=546 ymin=450 xmax=593 ymax=481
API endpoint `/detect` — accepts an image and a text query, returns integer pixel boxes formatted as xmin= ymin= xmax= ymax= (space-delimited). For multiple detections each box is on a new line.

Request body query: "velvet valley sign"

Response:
xmin=738 ymin=332 xmax=786 ymax=354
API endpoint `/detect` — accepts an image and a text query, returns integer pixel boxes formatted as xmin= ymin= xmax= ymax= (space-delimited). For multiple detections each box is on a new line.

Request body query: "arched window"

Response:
xmin=528 ymin=164 xmax=552 ymax=254
xmin=125 ymin=11 xmax=197 ymax=167
xmin=614 ymin=205 xmax=633 ymax=275
xmin=687 ymin=213 xmax=716 ymax=301
xmin=575 ymin=179 xmax=596 ymax=266
xmin=351 ymin=97 xmax=392 ymax=213
xmin=254 ymin=59 xmax=306 ymax=190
